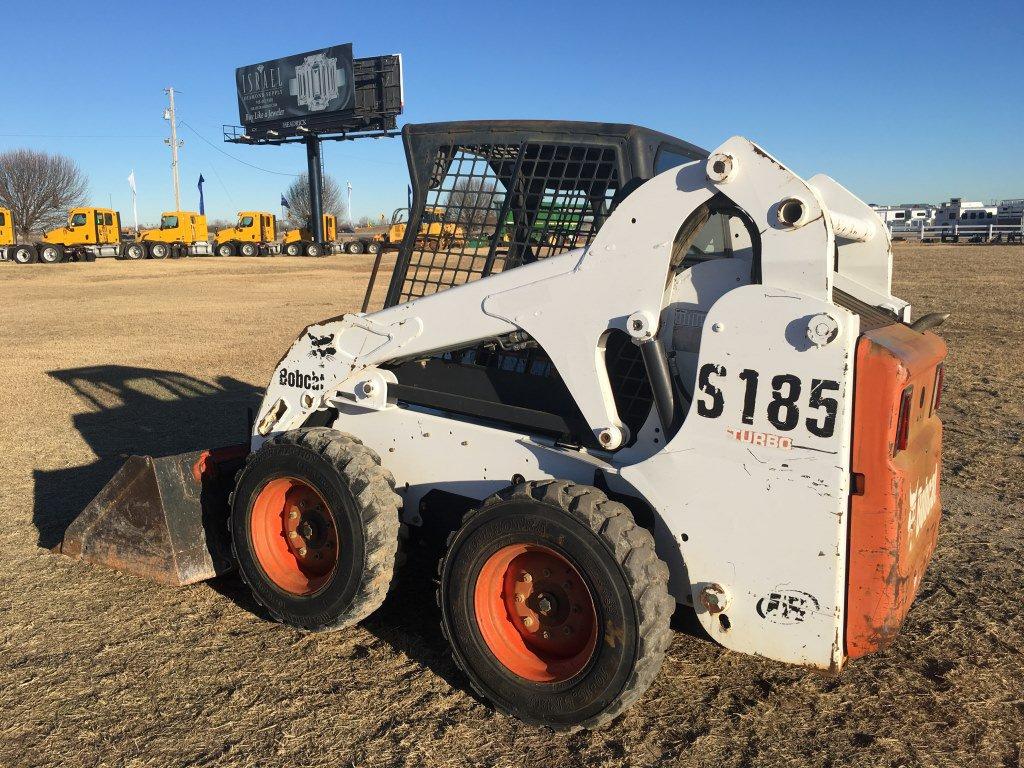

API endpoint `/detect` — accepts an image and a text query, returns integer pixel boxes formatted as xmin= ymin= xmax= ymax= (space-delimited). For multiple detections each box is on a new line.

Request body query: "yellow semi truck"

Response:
xmin=36 ymin=207 xmax=123 ymax=263
xmin=282 ymin=213 xmax=383 ymax=256
xmin=0 ymin=207 xmax=41 ymax=264
xmin=212 ymin=211 xmax=282 ymax=257
xmin=122 ymin=211 xmax=213 ymax=260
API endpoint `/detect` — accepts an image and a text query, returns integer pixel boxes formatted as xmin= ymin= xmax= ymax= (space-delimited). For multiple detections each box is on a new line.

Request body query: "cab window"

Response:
xmin=104 ymin=213 xmax=113 ymax=225
xmin=161 ymin=215 xmax=179 ymax=229
xmin=655 ymin=145 xmax=698 ymax=175
xmin=0 ymin=212 xmax=5 ymax=226
xmin=392 ymin=208 xmax=409 ymax=225
xmin=70 ymin=213 xmax=87 ymax=227
xmin=239 ymin=216 xmax=254 ymax=227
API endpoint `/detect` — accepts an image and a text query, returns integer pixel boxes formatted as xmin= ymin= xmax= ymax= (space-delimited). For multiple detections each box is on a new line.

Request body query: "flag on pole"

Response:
xmin=127 ymin=170 xmax=139 ymax=232
xmin=280 ymin=194 xmax=290 ymax=209
xmin=197 ymin=174 xmax=205 ymax=216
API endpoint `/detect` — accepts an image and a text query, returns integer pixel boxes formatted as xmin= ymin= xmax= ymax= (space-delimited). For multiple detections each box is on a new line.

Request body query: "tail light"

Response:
xmin=931 ymin=363 xmax=944 ymax=415
xmin=894 ymin=386 xmax=913 ymax=454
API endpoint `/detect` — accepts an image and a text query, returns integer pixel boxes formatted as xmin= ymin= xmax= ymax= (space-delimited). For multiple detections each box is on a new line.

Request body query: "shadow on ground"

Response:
xmin=32 ymin=365 xmax=261 ymax=549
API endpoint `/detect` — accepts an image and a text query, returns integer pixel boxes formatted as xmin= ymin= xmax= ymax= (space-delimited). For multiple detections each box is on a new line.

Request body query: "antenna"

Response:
xmin=164 ymin=87 xmax=184 ymax=211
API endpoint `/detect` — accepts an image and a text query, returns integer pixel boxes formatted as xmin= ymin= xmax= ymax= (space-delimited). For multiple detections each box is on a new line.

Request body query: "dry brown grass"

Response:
xmin=0 ymin=245 xmax=1021 ymax=767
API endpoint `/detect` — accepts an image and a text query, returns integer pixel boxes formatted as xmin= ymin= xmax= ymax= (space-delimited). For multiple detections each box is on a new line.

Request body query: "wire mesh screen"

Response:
xmin=397 ymin=142 xmax=620 ymax=302
xmin=395 ymin=139 xmax=652 ymax=444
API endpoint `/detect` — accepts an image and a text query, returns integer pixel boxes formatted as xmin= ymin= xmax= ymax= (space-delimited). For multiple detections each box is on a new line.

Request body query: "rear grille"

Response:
xmin=834 ymin=288 xmax=900 ymax=332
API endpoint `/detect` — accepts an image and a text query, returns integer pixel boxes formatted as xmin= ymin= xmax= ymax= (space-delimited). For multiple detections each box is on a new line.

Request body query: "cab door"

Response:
xmin=101 ymin=212 xmax=116 ymax=243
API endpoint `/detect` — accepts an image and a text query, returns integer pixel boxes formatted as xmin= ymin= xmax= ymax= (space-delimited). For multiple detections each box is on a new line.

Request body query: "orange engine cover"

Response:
xmin=846 ymin=324 xmax=947 ymax=659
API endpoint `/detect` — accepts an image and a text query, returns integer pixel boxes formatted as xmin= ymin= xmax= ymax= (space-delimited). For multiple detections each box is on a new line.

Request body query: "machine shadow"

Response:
xmin=32 ymin=365 xmax=262 ymax=549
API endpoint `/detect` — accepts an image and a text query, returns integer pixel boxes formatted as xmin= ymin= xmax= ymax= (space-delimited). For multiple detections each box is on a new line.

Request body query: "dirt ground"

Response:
xmin=0 ymin=244 xmax=1021 ymax=768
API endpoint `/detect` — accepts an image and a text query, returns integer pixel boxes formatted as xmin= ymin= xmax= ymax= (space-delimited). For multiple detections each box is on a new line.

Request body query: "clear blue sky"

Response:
xmin=2 ymin=0 xmax=1021 ymax=225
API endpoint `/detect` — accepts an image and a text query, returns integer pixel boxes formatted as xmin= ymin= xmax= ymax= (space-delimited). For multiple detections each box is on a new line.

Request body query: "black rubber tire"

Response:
xmin=230 ymin=427 xmax=402 ymax=631
xmin=438 ymin=479 xmax=673 ymax=731
xmin=148 ymin=242 xmax=169 ymax=259
xmin=123 ymin=242 xmax=146 ymax=260
xmin=240 ymin=242 xmax=259 ymax=257
xmin=38 ymin=243 xmax=64 ymax=264
xmin=305 ymin=242 xmax=323 ymax=257
xmin=345 ymin=240 xmax=364 ymax=255
xmin=216 ymin=242 xmax=237 ymax=257
xmin=365 ymin=241 xmax=382 ymax=255
xmin=12 ymin=244 xmax=37 ymax=264
xmin=285 ymin=242 xmax=303 ymax=257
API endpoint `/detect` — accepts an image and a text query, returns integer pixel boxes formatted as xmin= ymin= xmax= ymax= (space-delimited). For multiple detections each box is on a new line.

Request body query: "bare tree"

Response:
xmin=281 ymin=172 xmax=347 ymax=230
xmin=444 ymin=177 xmax=503 ymax=237
xmin=0 ymin=149 xmax=88 ymax=237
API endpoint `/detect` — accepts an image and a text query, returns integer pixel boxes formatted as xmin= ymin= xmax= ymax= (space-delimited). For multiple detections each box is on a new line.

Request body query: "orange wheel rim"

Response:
xmin=250 ymin=477 xmax=339 ymax=595
xmin=474 ymin=544 xmax=598 ymax=683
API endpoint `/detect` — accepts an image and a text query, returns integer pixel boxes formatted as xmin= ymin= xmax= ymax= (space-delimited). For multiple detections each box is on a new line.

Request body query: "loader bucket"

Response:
xmin=56 ymin=446 xmax=249 ymax=586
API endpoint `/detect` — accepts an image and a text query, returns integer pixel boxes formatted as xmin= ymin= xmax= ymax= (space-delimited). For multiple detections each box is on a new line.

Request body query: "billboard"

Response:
xmin=236 ymin=44 xmax=356 ymax=129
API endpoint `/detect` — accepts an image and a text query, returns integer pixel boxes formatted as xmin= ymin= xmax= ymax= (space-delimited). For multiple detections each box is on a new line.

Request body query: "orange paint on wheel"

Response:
xmin=250 ymin=477 xmax=338 ymax=595
xmin=474 ymin=544 xmax=598 ymax=683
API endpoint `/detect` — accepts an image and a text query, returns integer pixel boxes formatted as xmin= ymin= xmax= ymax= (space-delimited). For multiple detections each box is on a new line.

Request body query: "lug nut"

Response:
xmin=523 ymin=616 xmax=534 ymax=627
xmin=288 ymin=531 xmax=298 ymax=539
xmin=521 ymin=571 xmax=532 ymax=583
xmin=514 ymin=594 xmax=525 ymax=604
xmin=288 ymin=508 xmax=299 ymax=520
xmin=541 ymin=630 xmax=550 ymax=639
xmin=298 ymin=547 xmax=307 ymax=557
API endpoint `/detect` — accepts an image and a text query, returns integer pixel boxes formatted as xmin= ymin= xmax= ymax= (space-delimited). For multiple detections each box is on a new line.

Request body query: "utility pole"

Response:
xmin=347 ymin=181 xmax=353 ymax=226
xmin=163 ymin=87 xmax=183 ymax=211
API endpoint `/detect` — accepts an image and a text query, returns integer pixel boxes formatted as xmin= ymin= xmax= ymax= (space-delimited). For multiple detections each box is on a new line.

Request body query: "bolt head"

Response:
xmin=514 ymin=594 xmax=525 ymax=604
xmin=521 ymin=571 xmax=533 ymax=583
xmin=523 ymin=616 xmax=534 ymax=627
xmin=541 ymin=630 xmax=550 ymax=639
xmin=298 ymin=547 xmax=307 ymax=557
xmin=288 ymin=531 xmax=298 ymax=539
xmin=288 ymin=508 xmax=299 ymax=520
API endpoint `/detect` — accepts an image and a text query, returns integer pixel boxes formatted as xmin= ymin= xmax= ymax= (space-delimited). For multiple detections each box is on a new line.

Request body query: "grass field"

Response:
xmin=0 ymin=244 xmax=1021 ymax=767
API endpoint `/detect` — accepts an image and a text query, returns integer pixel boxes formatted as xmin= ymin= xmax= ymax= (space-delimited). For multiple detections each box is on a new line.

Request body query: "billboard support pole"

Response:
xmin=305 ymin=135 xmax=324 ymax=245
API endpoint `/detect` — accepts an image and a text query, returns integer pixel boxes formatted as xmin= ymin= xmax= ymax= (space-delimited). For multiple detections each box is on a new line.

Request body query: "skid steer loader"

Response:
xmin=56 ymin=121 xmax=947 ymax=730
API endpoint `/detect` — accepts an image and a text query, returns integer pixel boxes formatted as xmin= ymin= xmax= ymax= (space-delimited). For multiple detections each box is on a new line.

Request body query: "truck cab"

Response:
xmin=38 ymin=207 xmax=122 ymax=263
xmin=0 ymin=207 xmax=13 ymax=247
xmin=213 ymin=211 xmax=278 ymax=257
xmin=283 ymin=214 xmax=336 ymax=257
xmin=124 ymin=211 xmax=213 ymax=260
xmin=0 ymin=207 xmax=40 ymax=264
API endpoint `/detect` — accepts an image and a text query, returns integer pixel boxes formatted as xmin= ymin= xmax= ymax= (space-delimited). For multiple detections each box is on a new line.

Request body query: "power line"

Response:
xmin=179 ymin=120 xmax=299 ymax=177
xmin=0 ymin=133 xmax=161 ymax=139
